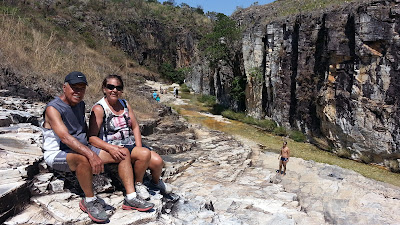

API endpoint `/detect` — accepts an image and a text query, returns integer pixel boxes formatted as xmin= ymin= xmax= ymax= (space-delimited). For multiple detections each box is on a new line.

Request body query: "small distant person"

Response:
xmin=155 ymin=94 xmax=160 ymax=102
xmin=152 ymin=90 xmax=157 ymax=99
xmin=276 ymin=141 xmax=290 ymax=175
xmin=173 ymin=87 xmax=178 ymax=98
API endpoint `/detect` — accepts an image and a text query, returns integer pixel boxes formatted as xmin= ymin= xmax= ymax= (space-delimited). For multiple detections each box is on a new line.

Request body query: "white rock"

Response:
xmin=49 ymin=179 xmax=64 ymax=193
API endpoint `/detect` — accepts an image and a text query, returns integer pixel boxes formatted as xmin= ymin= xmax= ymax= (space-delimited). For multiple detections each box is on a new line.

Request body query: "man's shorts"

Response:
xmin=124 ymin=143 xmax=152 ymax=153
xmin=281 ymin=157 xmax=289 ymax=162
xmin=52 ymin=145 xmax=102 ymax=172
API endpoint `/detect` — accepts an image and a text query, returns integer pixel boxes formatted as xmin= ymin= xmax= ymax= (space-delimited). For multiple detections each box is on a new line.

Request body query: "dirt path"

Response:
xmin=145 ymin=80 xmax=187 ymax=105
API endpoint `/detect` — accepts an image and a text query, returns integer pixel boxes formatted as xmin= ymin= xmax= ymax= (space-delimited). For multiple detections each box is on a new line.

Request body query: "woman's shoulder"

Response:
xmin=91 ymin=97 xmax=106 ymax=112
xmin=95 ymin=97 xmax=106 ymax=104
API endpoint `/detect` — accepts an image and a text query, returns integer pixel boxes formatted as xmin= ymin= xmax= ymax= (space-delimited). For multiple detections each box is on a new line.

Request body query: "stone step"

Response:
xmin=0 ymin=125 xmax=43 ymax=223
xmin=0 ymin=182 xmax=30 ymax=224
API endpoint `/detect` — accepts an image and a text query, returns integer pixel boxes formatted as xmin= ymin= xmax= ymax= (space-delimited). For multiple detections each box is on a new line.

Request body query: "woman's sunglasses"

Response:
xmin=106 ymin=84 xmax=123 ymax=91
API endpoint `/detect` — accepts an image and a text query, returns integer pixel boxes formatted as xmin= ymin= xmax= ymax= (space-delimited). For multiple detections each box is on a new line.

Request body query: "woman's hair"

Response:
xmin=102 ymin=74 xmax=124 ymax=89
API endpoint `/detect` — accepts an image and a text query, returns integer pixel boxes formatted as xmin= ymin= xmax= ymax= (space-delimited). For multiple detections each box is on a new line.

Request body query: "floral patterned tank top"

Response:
xmin=94 ymin=97 xmax=135 ymax=146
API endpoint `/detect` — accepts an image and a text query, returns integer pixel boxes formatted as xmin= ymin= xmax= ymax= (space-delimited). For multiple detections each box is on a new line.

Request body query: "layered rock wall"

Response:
xmin=237 ymin=0 xmax=400 ymax=168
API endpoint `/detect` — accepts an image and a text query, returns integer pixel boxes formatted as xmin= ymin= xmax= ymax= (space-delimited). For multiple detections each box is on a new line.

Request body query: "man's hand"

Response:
xmin=109 ymin=145 xmax=127 ymax=161
xmin=88 ymin=154 xmax=104 ymax=174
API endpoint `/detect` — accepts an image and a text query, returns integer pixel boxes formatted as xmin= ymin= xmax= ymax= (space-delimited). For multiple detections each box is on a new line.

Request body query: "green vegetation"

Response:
xmin=160 ymin=63 xmax=188 ymax=84
xmin=222 ymin=110 xmax=277 ymax=132
xmin=272 ymin=126 xmax=288 ymax=136
xmin=197 ymin=94 xmax=217 ymax=107
xmin=289 ymin=130 xmax=307 ymax=142
xmin=231 ymin=76 xmax=246 ymax=103
xmin=180 ymin=83 xmax=191 ymax=93
xmin=248 ymin=67 xmax=263 ymax=83
xmin=210 ymin=104 xmax=225 ymax=115
xmin=199 ymin=13 xmax=241 ymax=68
xmin=221 ymin=110 xmax=246 ymax=120
xmin=337 ymin=148 xmax=352 ymax=159
xmin=221 ymin=109 xmax=306 ymax=142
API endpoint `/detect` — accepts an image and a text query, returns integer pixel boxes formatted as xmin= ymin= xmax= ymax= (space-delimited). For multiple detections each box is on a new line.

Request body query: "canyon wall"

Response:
xmin=235 ymin=0 xmax=400 ymax=169
xmin=186 ymin=0 xmax=400 ymax=170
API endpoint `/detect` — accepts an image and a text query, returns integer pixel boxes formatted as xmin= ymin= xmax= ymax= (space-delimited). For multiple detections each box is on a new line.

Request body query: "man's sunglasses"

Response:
xmin=106 ymin=84 xmax=123 ymax=91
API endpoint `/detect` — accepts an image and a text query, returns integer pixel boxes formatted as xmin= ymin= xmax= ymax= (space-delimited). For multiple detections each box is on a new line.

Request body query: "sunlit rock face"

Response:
xmin=227 ymin=0 xmax=400 ymax=169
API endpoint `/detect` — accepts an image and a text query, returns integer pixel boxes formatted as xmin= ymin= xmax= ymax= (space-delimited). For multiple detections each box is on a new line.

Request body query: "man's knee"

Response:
xmin=67 ymin=153 xmax=90 ymax=171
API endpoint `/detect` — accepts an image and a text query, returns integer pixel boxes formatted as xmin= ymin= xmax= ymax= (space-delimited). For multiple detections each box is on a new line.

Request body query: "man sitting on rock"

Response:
xmin=42 ymin=71 xmax=154 ymax=223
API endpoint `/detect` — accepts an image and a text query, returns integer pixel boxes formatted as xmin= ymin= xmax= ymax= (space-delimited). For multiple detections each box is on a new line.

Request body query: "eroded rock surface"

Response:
xmin=2 ymin=94 xmax=400 ymax=224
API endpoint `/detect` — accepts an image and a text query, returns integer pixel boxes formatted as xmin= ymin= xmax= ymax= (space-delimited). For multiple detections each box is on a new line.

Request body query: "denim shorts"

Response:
xmin=124 ymin=143 xmax=152 ymax=153
xmin=52 ymin=145 xmax=101 ymax=172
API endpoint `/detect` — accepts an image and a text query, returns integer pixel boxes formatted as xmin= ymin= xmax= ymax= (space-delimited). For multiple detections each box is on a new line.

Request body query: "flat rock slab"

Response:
xmin=0 ymin=133 xmax=42 ymax=156
xmin=0 ymin=182 xmax=26 ymax=198
xmin=0 ymin=181 xmax=30 ymax=224
xmin=7 ymin=191 xmax=163 ymax=224
xmin=0 ymin=131 xmax=43 ymax=184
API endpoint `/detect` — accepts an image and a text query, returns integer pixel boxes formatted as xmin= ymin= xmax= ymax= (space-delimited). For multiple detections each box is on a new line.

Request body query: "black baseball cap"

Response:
xmin=64 ymin=71 xmax=88 ymax=85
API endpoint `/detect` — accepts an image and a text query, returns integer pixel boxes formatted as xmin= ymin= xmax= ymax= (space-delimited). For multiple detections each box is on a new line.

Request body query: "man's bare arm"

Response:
xmin=45 ymin=106 xmax=104 ymax=174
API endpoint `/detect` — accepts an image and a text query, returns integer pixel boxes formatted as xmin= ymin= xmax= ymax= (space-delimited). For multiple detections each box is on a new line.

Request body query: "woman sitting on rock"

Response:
xmin=88 ymin=74 xmax=172 ymax=200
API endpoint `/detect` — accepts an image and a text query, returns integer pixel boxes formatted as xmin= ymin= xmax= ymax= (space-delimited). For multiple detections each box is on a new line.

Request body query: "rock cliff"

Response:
xmin=190 ymin=0 xmax=400 ymax=171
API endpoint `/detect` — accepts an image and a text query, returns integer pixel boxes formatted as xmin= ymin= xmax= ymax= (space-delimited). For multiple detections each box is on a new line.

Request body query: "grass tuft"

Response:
xmin=289 ymin=130 xmax=307 ymax=142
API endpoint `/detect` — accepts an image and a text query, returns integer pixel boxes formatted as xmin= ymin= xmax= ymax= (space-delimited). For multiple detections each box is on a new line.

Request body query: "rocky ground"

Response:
xmin=1 ymin=85 xmax=400 ymax=224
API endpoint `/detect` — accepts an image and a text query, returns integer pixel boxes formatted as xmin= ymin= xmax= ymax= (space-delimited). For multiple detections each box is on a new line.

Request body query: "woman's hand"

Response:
xmin=109 ymin=145 xmax=127 ymax=161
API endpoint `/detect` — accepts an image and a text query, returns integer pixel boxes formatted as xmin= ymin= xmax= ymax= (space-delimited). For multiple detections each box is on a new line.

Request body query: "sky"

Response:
xmin=159 ymin=0 xmax=275 ymax=16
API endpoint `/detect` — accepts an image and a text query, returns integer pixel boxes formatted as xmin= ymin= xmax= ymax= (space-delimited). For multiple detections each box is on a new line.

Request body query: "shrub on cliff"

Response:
xmin=180 ymin=84 xmax=191 ymax=93
xmin=198 ymin=94 xmax=217 ymax=107
xmin=257 ymin=119 xmax=277 ymax=132
xmin=199 ymin=13 xmax=241 ymax=68
xmin=222 ymin=110 xmax=246 ymax=121
xmin=160 ymin=63 xmax=186 ymax=84
xmin=221 ymin=110 xmax=277 ymax=131
xmin=289 ymin=130 xmax=307 ymax=142
xmin=231 ymin=76 xmax=246 ymax=104
xmin=273 ymin=126 xmax=288 ymax=136
xmin=337 ymin=148 xmax=352 ymax=159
